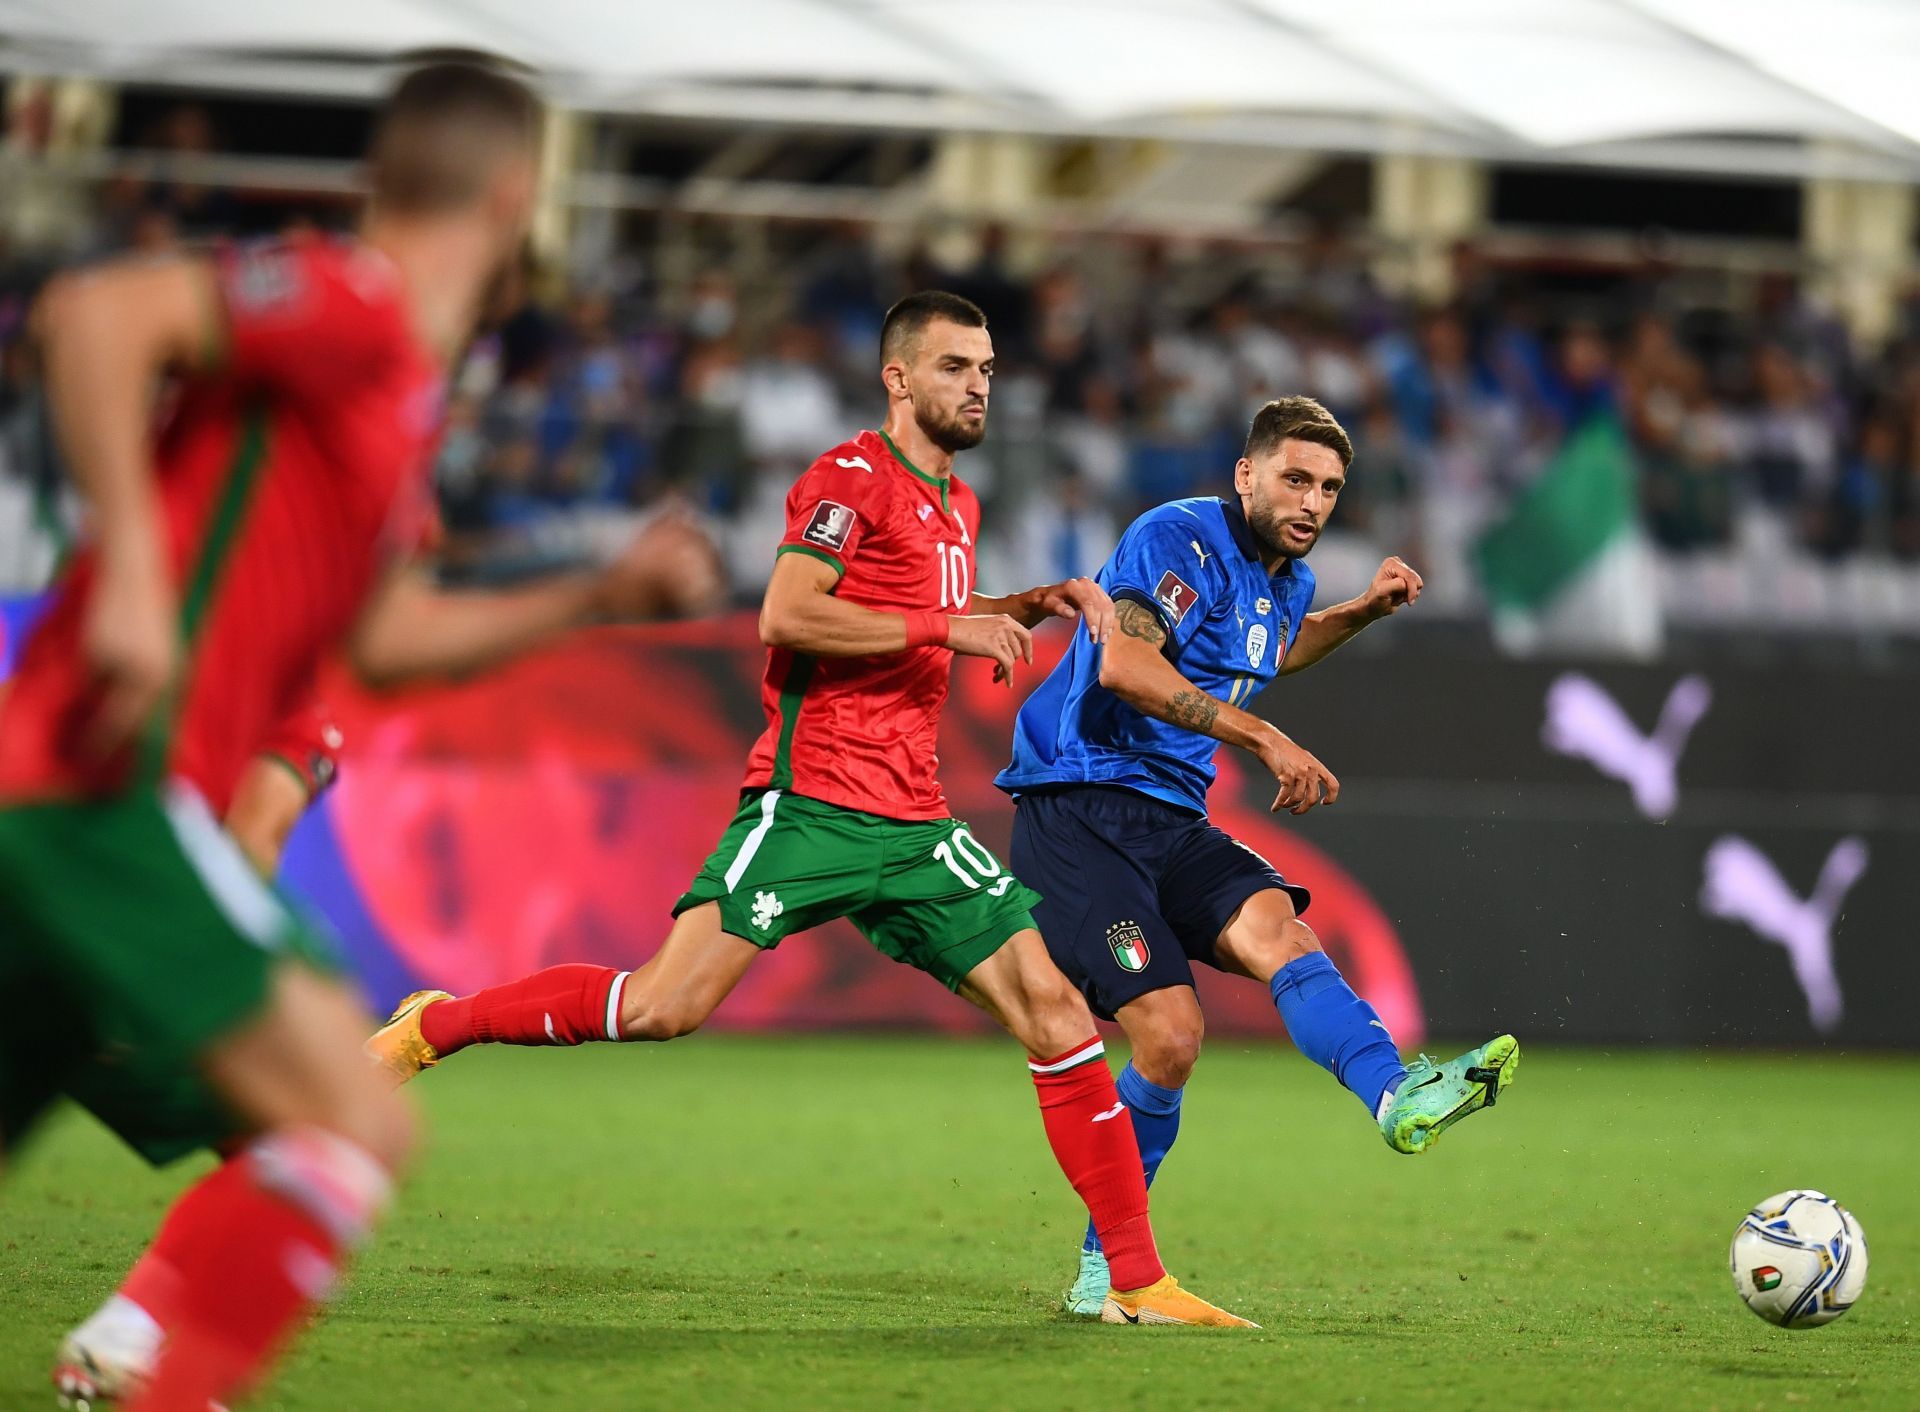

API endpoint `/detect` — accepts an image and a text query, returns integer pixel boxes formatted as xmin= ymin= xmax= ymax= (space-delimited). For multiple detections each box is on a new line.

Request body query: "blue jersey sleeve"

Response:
xmin=1107 ymin=513 xmax=1228 ymax=652
xmin=1279 ymin=563 xmax=1316 ymax=662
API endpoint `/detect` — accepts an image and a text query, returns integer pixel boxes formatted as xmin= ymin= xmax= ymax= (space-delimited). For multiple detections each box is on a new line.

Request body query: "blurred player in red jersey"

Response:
xmin=371 ymin=292 xmax=1257 ymax=1327
xmin=52 ymin=703 xmax=344 ymax=1407
xmin=0 ymin=61 xmax=713 ymax=1412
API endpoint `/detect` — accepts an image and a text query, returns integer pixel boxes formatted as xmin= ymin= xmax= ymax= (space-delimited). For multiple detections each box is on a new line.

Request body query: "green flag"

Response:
xmin=1475 ymin=413 xmax=1636 ymax=614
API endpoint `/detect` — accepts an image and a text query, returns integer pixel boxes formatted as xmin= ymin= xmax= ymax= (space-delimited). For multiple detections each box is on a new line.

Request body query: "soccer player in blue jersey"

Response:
xmin=995 ymin=395 xmax=1521 ymax=1315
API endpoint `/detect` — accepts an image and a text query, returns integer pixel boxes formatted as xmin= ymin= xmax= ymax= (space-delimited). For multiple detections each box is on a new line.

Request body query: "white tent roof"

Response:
xmin=7 ymin=0 xmax=1920 ymax=178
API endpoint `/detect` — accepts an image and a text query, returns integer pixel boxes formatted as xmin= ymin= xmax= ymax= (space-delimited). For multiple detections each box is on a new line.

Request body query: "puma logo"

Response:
xmin=1542 ymin=673 xmax=1712 ymax=820
xmin=1700 ymin=835 xmax=1866 ymax=1034
xmin=1191 ymin=539 xmax=1212 ymax=569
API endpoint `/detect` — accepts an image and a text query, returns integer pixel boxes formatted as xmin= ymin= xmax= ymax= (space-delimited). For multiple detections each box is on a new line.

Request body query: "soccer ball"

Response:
xmin=1729 ymin=1190 xmax=1868 ymax=1328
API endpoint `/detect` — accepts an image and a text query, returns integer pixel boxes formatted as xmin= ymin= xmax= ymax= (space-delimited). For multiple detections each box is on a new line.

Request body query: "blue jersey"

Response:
xmin=997 ymin=497 xmax=1315 ymax=815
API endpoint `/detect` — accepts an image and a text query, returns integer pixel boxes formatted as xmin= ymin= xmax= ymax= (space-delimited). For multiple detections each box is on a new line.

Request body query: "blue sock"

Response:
xmin=1270 ymin=952 xmax=1408 ymax=1116
xmin=1083 ymin=1061 xmax=1182 ymax=1256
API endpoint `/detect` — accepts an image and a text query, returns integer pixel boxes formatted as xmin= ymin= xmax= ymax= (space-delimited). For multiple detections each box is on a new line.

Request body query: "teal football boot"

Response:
xmin=1063 ymin=1246 xmax=1110 ymax=1318
xmin=1379 ymin=1034 xmax=1520 ymax=1154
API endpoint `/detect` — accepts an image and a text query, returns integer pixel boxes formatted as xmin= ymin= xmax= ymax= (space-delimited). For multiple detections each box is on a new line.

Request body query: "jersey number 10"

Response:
xmin=935 ymin=543 xmax=970 ymax=610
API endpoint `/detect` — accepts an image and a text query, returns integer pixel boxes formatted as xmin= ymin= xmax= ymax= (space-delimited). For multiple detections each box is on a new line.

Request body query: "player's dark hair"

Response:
xmin=370 ymin=58 xmax=543 ymax=214
xmin=1244 ymin=395 xmax=1354 ymax=468
xmin=880 ymin=290 xmax=988 ymax=364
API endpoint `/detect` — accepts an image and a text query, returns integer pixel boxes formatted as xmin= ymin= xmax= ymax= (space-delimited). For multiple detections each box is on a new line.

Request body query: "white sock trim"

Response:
xmin=250 ymin=1128 xmax=394 ymax=1248
xmin=605 ymin=971 xmax=632 ymax=1042
xmin=1028 ymin=1038 xmax=1106 ymax=1076
xmin=71 ymin=1293 xmax=164 ymax=1361
xmin=1375 ymin=1082 xmax=1400 ymax=1123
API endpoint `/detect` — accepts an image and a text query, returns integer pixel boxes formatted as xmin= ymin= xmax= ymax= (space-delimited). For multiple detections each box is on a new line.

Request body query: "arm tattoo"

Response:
xmin=1167 ymin=689 xmax=1219 ymax=734
xmin=1114 ymin=598 xmax=1169 ymax=646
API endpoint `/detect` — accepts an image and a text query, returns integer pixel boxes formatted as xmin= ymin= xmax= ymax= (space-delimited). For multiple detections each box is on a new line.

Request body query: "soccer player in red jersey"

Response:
xmin=52 ymin=703 xmax=345 ymax=1406
xmin=372 ymin=292 xmax=1256 ymax=1327
xmin=0 ymin=62 xmax=705 ymax=1411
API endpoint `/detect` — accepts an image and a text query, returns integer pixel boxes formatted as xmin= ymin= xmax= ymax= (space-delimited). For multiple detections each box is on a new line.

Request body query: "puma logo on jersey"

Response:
xmin=803 ymin=501 xmax=856 ymax=551
xmin=834 ymin=456 xmax=873 ymax=472
xmin=1191 ymin=539 xmax=1212 ymax=569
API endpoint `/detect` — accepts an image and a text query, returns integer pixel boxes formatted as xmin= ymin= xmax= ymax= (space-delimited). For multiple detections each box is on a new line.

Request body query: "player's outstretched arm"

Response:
xmin=37 ymin=257 xmax=222 ymax=757
xmin=348 ymin=515 xmax=723 ymax=687
xmin=761 ymin=552 xmax=1035 ymax=681
xmin=1100 ymin=599 xmax=1339 ymax=815
xmin=1278 ymin=555 xmax=1422 ymax=676
xmin=969 ymin=577 xmax=1116 ymax=644
xmin=224 ymin=755 xmax=316 ymax=878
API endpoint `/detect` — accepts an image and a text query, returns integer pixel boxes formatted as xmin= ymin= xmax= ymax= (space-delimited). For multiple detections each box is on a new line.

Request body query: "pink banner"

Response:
xmin=316 ymin=616 xmax=1423 ymax=1044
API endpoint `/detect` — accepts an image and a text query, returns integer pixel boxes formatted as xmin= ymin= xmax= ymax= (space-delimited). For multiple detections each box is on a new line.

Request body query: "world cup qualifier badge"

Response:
xmin=803 ymin=500 xmax=856 ymax=551
xmin=1107 ymin=921 xmax=1150 ymax=973
xmin=1153 ymin=571 xmax=1198 ymax=624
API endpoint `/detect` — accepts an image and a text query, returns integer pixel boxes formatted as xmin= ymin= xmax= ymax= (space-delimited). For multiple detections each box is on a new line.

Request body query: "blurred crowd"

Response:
xmin=419 ymin=229 xmax=1920 ymax=610
xmin=7 ymin=115 xmax=1920 ymax=634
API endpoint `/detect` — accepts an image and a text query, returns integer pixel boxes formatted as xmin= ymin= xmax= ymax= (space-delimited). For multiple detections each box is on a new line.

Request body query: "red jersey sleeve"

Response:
xmin=776 ymin=448 xmax=892 ymax=575
xmin=257 ymin=702 xmax=345 ymax=800
xmin=218 ymin=239 xmax=409 ymax=404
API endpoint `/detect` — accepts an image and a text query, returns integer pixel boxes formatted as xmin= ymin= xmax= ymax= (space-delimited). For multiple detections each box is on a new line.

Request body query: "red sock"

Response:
xmin=420 ymin=964 xmax=629 ymax=1056
xmin=1029 ymin=1038 xmax=1166 ymax=1293
xmin=118 ymin=1145 xmax=248 ymax=1334
xmin=126 ymin=1128 xmax=391 ymax=1412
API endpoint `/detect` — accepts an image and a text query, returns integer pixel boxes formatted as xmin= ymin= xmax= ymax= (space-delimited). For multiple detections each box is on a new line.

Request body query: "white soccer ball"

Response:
xmin=1729 ymin=1189 xmax=1868 ymax=1328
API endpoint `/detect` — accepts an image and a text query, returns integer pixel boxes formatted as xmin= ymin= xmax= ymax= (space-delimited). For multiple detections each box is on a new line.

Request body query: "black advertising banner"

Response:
xmin=1249 ymin=648 xmax=1919 ymax=1048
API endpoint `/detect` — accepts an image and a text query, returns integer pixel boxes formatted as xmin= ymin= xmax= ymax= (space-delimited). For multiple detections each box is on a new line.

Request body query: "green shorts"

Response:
xmin=674 ymin=790 xmax=1043 ymax=991
xmin=0 ymin=784 xmax=335 ymax=1165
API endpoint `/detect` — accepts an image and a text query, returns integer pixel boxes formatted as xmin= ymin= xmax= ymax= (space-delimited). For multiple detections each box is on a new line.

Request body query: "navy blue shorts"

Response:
xmin=1011 ymin=786 xmax=1311 ymax=1021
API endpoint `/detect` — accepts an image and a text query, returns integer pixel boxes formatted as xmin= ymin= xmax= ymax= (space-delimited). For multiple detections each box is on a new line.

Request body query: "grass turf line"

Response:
xmin=3 ymin=1038 xmax=1916 ymax=1411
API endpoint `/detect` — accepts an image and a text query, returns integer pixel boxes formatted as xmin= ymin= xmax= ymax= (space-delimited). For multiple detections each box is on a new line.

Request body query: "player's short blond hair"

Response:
xmin=369 ymin=59 xmax=542 ymax=215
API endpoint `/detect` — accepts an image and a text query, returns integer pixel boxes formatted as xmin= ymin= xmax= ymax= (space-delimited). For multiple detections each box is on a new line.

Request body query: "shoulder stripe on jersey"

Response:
xmin=769 ymin=655 xmax=817 ymax=790
xmin=140 ymin=404 xmax=272 ymax=786
xmin=777 ymin=543 xmax=846 ymax=578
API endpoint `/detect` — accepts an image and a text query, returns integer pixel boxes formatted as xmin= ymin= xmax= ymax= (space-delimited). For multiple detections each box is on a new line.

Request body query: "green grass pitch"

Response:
xmin=4 ymin=1038 xmax=1916 ymax=1411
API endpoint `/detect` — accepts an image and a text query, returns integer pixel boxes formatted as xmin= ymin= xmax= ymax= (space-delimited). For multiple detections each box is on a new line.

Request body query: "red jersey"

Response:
xmin=742 ymin=428 xmax=980 ymax=821
xmin=257 ymin=700 xmax=345 ymax=801
xmin=0 ymin=236 xmax=440 ymax=816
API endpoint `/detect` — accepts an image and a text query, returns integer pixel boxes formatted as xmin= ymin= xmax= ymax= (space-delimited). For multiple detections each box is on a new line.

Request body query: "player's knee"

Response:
xmin=1130 ymin=1007 xmax=1203 ymax=1087
xmin=619 ymin=991 xmax=707 ymax=1042
xmin=318 ymin=1085 xmax=418 ymax=1175
xmin=1221 ymin=890 xmax=1322 ymax=981
xmin=1023 ymin=971 xmax=1098 ymax=1055
xmin=1141 ymin=1026 xmax=1203 ymax=1088
xmin=1277 ymin=919 xmax=1323 ymax=967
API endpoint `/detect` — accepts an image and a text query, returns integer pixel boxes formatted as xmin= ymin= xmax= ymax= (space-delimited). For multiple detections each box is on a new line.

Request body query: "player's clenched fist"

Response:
xmin=596 ymin=512 xmax=726 ymax=620
xmin=948 ymin=612 xmax=1034 ymax=685
xmin=82 ymin=557 xmax=178 ymax=761
xmin=1360 ymin=556 xmax=1422 ymax=620
xmin=1255 ymin=729 xmax=1340 ymax=815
